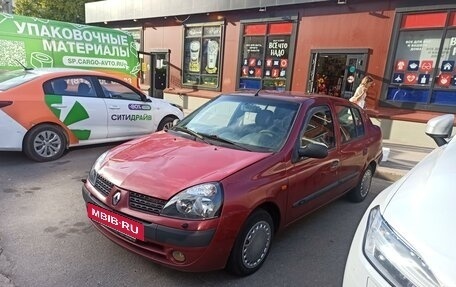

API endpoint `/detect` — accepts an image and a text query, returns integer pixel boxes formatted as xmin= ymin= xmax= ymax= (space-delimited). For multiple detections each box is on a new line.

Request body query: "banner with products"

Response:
xmin=0 ymin=13 xmax=140 ymax=85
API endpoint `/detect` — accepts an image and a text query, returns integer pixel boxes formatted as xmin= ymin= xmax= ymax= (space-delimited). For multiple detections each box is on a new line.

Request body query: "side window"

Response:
xmin=352 ymin=108 xmax=365 ymax=137
xmin=335 ymin=105 xmax=365 ymax=143
xmin=98 ymin=78 xmax=143 ymax=101
xmin=301 ymin=106 xmax=335 ymax=149
xmin=46 ymin=77 xmax=96 ymax=97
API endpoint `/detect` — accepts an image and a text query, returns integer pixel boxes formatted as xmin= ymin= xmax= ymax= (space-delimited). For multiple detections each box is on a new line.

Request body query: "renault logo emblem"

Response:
xmin=112 ymin=191 xmax=121 ymax=206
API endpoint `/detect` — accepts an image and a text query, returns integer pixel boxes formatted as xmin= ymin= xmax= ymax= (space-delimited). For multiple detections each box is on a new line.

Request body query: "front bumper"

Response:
xmin=82 ymin=186 xmax=214 ymax=247
xmin=82 ymin=185 xmax=230 ymax=272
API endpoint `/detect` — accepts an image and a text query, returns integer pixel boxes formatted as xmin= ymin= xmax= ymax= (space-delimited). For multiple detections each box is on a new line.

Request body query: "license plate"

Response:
xmin=87 ymin=203 xmax=145 ymax=241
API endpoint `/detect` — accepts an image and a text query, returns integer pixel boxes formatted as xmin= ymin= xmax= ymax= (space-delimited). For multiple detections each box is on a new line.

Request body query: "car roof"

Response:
xmin=14 ymin=68 xmax=111 ymax=77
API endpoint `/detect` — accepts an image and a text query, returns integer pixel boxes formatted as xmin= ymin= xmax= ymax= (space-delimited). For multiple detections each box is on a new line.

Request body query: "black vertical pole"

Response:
xmin=150 ymin=53 xmax=156 ymax=97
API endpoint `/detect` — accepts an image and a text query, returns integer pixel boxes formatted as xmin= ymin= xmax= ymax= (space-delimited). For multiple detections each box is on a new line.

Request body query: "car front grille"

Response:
xmin=94 ymin=174 xmax=113 ymax=196
xmin=129 ymin=191 xmax=166 ymax=215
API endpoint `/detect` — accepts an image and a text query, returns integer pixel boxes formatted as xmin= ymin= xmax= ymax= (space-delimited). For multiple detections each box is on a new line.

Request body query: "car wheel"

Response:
xmin=348 ymin=166 xmax=373 ymax=202
xmin=226 ymin=209 xmax=274 ymax=276
xmin=157 ymin=116 xmax=176 ymax=131
xmin=23 ymin=124 xmax=67 ymax=162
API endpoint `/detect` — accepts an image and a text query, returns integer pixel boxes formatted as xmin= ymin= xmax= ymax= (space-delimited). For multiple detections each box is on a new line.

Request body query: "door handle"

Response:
xmin=50 ymin=104 xmax=67 ymax=109
xmin=109 ymin=105 xmax=120 ymax=110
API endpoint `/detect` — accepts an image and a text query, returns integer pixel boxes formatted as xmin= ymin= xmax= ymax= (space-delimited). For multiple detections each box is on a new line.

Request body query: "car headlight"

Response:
xmin=161 ymin=183 xmax=223 ymax=219
xmin=88 ymin=151 xmax=109 ymax=186
xmin=363 ymin=206 xmax=441 ymax=287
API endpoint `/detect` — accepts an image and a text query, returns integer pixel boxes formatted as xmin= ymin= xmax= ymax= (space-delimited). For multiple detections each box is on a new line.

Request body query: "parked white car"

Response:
xmin=343 ymin=114 xmax=455 ymax=287
xmin=0 ymin=68 xmax=184 ymax=161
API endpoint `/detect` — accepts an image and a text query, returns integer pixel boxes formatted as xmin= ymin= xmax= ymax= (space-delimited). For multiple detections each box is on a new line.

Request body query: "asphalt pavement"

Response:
xmin=376 ymin=140 xmax=435 ymax=182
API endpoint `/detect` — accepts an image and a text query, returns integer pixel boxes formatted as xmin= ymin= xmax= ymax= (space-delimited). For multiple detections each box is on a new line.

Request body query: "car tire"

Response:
xmin=347 ymin=166 xmax=373 ymax=202
xmin=157 ymin=116 xmax=176 ymax=131
xmin=23 ymin=124 xmax=67 ymax=162
xmin=226 ymin=209 xmax=274 ymax=276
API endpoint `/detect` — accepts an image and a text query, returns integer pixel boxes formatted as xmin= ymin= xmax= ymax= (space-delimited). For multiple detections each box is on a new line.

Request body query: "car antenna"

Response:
xmin=253 ymin=88 xmax=261 ymax=96
xmin=14 ymin=59 xmax=33 ymax=71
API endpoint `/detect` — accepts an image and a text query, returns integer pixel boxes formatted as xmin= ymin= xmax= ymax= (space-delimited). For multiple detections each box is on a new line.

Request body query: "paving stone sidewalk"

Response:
xmin=376 ymin=141 xmax=435 ymax=182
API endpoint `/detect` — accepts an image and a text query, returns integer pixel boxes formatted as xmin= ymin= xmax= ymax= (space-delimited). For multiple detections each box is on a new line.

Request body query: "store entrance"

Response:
xmin=307 ymin=50 xmax=368 ymax=99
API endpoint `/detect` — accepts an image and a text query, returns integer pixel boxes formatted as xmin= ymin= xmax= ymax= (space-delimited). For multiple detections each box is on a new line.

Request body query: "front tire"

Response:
xmin=226 ymin=209 xmax=274 ymax=276
xmin=157 ymin=116 xmax=176 ymax=131
xmin=23 ymin=124 xmax=67 ymax=162
xmin=347 ymin=166 xmax=373 ymax=202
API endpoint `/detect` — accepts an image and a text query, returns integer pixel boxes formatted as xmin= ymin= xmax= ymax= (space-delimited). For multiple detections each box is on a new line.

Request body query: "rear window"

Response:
xmin=0 ymin=70 xmax=40 ymax=91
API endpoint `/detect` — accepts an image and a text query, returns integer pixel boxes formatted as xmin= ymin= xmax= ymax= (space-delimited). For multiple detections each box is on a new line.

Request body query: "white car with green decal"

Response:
xmin=0 ymin=68 xmax=184 ymax=161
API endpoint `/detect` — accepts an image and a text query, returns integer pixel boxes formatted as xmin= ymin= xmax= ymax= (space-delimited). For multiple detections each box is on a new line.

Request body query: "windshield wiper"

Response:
xmin=201 ymin=134 xmax=252 ymax=151
xmin=171 ymin=126 xmax=210 ymax=144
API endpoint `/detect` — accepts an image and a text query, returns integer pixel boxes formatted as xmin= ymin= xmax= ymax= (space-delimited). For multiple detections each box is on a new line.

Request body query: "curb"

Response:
xmin=374 ymin=167 xmax=406 ymax=182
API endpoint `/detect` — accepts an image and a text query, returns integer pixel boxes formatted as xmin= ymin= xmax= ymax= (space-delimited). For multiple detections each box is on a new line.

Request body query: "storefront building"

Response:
xmin=85 ymin=0 xmax=456 ymax=147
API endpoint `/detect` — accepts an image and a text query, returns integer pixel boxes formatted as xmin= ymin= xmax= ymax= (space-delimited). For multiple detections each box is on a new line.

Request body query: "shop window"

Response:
xmin=386 ymin=87 xmax=428 ymax=103
xmin=390 ymin=30 xmax=442 ymax=89
xmin=182 ymin=23 xmax=224 ymax=90
xmin=385 ymin=10 xmax=456 ymax=109
xmin=238 ymin=21 xmax=295 ymax=91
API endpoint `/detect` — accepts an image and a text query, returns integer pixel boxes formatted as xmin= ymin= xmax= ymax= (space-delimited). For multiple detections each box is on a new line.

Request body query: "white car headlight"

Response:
xmin=88 ymin=151 xmax=109 ymax=185
xmin=161 ymin=183 xmax=223 ymax=219
xmin=363 ymin=206 xmax=441 ymax=287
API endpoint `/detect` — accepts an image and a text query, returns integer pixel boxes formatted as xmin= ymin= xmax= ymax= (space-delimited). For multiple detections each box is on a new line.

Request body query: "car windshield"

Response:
xmin=173 ymin=94 xmax=299 ymax=152
xmin=0 ymin=70 xmax=40 ymax=91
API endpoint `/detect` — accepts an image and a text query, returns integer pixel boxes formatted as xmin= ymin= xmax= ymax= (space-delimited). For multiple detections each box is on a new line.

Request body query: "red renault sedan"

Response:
xmin=82 ymin=91 xmax=382 ymax=276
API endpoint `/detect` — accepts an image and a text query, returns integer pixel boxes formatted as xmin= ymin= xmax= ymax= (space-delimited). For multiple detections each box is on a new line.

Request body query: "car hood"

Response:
xmin=382 ymin=137 xmax=456 ymax=285
xmin=99 ymin=132 xmax=270 ymax=200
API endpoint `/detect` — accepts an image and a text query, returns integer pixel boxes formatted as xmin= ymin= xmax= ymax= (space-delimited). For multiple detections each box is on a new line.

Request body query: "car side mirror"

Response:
xmin=298 ymin=142 xmax=328 ymax=159
xmin=425 ymin=114 xmax=454 ymax=147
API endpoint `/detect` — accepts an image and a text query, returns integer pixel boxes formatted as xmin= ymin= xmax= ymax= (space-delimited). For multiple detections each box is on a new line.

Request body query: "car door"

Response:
xmin=286 ymin=105 xmax=340 ymax=223
xmin=334 ymin=105 xmax=367 ymax=194
xmin=95 ymin=77 xmax=156 ymax=138
xmin=44 ymin=76 xmax=108 ymax=142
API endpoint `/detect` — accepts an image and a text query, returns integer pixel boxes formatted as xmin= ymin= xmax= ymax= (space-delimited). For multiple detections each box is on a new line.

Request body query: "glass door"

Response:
xmin=307 ymin=50 xmax=368 ymax=99
xmin=342 ymin=54 xmax=367 ymax=99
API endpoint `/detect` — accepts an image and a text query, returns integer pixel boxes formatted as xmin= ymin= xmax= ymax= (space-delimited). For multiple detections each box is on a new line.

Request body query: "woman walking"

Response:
xmin=349 ymin=75 xmax=374 ymax=109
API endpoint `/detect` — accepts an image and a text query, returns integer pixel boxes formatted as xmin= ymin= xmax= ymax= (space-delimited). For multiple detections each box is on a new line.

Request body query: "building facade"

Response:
xmin=85 ymin=0 xmax=456 ymax=147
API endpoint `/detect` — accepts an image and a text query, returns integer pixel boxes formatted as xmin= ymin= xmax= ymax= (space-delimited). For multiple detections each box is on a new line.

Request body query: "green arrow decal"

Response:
xmin=63 ymin=101 xmax=89 ymax=126
xmin=45 ymin=97 xmax=92 ymax=140
xmin=71 ymin=129 xmax=91 ymax=140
